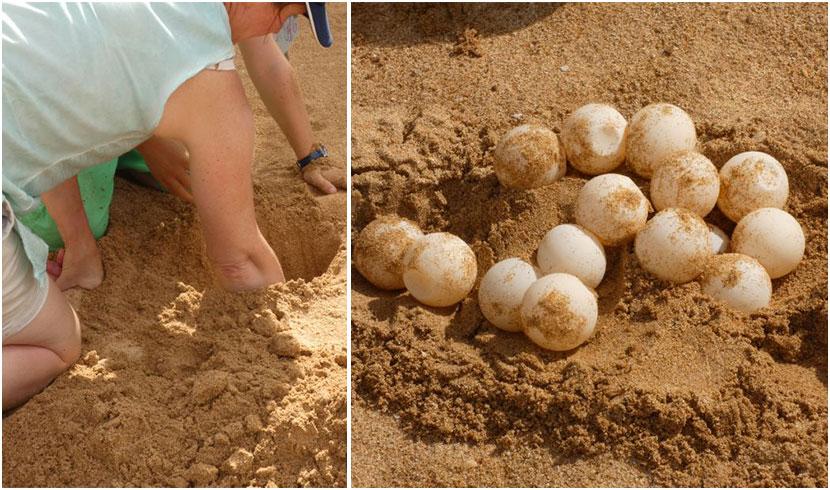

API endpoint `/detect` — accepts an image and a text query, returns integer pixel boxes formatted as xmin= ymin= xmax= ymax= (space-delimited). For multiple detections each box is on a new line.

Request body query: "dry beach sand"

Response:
xmin=3 ymin=4 xmax=347 ymax=487
xmin=351 ymin=3 xmax=828 ymax=487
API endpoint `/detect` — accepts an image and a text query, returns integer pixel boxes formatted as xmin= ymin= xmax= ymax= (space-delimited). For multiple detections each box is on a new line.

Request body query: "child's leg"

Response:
xmin=2 ymin=226 xmax=81 ymax=411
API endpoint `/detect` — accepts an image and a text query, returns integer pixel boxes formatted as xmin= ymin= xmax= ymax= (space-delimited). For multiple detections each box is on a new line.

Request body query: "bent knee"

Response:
xmin=3 ymin=278 xmax=82 ymax=368
xmin=65 ymin=309 xmax=82 ymax=362
xmin=54 ymin=310 xmax=81 ymax=368
xmin=41 ymin=299 xmax=82 ymax=367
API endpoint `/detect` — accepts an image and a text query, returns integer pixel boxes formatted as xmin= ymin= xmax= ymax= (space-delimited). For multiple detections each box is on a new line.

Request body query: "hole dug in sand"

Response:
xmin=259 ymin=194 xmax=345 ymax=282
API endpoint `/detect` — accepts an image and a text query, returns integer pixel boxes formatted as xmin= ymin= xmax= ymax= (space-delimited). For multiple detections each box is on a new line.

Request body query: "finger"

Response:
xmin=56 ymin=248 xmax=66 ymax=266
xmin=320 ymin=167 xmax=346 ymax=190
xmin=303 ymin=169 xmax=337 ymax=194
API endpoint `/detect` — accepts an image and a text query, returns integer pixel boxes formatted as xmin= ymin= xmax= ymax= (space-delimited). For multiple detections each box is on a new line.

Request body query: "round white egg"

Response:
xmin=634 ymin=208 xmax=712 ymax=283
xmin=707 ymin=223 xmax=730 ymax=255
xmin=650 ymin=151 xmax=720 ymax=217
xmin=478 ymin=258 xmax=539 ymax=332
xmin=537 ymin=224 xmax=606 ymax=288
xmin=717 ymin=151 xmax=789 ymax=222
xmin=520 ymin=273 xmax=598 ymax=351
xmin=402 ymin=232 xmax=478 ymax=307
xmin=574 ymin=173 xmax=651 ymax=246
xmin=354 ymin=216 xmax=423 ymax=290
xmin=731 ymin=208 xmax=804 ymax=278
xmin=700 ymin=253 xmax=772 ymax=313
xmin=560 ymin=103 xmax=627 ymax=175
xmin=626 ymin=103 xmax=697 ymax=178
xmin=493 ymin=125 xmax=567 ymax=189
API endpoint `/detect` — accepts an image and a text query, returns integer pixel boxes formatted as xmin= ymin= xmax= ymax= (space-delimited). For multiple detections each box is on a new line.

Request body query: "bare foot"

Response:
xmin=48 ymin=244 xmax=104 ymax=291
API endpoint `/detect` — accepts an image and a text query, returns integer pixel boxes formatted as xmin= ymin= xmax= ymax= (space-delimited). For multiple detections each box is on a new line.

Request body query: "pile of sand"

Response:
xmin=351 ymin=4 xmax=827 ymax=486
xmin=3 ymin=5 xmax=347 ymax=487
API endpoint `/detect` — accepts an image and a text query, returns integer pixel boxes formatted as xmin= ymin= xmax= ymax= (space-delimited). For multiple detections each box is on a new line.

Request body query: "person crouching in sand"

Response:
xmin=2 ymin=2 xmax=331 ymax=410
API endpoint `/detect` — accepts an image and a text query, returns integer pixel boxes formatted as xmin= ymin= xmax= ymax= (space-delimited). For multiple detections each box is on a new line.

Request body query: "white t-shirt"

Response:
xmin=2 ymin=2 xmax=235 ymax=283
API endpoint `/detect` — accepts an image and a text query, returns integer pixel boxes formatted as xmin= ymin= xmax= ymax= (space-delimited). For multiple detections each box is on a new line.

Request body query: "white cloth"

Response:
xmin=2 ymin=200 xmax=49 ymax=340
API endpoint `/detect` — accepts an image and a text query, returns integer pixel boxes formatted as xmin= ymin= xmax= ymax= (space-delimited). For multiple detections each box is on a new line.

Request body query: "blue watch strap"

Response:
xmin=297 ymin=145 xmax=328 ymax=170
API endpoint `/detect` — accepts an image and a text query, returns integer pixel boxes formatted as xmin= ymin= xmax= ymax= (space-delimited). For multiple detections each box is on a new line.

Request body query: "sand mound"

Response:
xmin=351 ymin=3 xmax=827 ymax=487
xmin=3 ymin=5 xmax=347 ymax=487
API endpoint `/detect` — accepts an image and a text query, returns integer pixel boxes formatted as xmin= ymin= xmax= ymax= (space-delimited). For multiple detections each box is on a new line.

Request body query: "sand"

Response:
xmin=2 ymin=4 xmax=347 ymax=487
xmin=351 ymin=3 xmax=827 ymax=487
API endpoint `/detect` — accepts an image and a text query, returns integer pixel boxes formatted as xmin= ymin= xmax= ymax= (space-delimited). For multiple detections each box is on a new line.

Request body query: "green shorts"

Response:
xmin=18 ymin=150 xmax=149 ymax=251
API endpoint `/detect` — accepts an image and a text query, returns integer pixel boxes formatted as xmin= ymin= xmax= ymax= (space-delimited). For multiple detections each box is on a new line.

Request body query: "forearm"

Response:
xmin=190 ymin=129 xmax=279 ymax=288
xmin=40 ymin=177 xmax=95 ymax=249
xmin=240 ymin=36 xmax=314 ymax=159
xmin=167 ymin=69 xmax=284 ymax=290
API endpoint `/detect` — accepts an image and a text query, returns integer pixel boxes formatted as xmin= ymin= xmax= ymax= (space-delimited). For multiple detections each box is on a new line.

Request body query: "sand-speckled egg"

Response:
xmin=731 ymin=208 xmax=804 ymax=278
xmin=493 ymin=125 xmax=567 ymax=189
xmin=700 ymin=253 xmax=772 ymax=313
xmin=634 ymin=208 xmax=712 ymax=283
xmin=537 ymin=224 xmax=606 ymax=288
xmin=403 ymin=232 xmax=478 ymax=307
xmin=354 ymin=216 xmax=424 ymax=290
xmin=560 ymin=103 xmax=627 ymax=175
xmin=650 ymin=151 xmax=719 ymax=217
xmin=626 ymin=103 xmax=697 ymax=178
xmin=717 ymin=151 xmax=789 ymax=222
xmin=478 ymin=258 xmax=539 ymax=332
xmin=707 ymin=223 xmax=730 ymax=255
xmin=521 ymin=273 xmax=598 ymax=351
xmin=575 ymin=174 xmax=651 ymax=246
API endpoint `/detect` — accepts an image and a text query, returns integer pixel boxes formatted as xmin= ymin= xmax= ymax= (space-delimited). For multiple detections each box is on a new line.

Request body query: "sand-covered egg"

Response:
xmin=650 ymin=151 xmax=719 ymax=217
xmin=707 ymin=223 xmax=730 ymax=255
xmin=402 ymin=232 xmax=477 ymax=307
xmin=731 ymin=208 xmax=804 ymax=278
xmin=560 ymin=103 xmax=627 ymax=175
xmin=520 ymin=273 xmax=598 ymax=351
xmin=700 ymin=253 xmax=772 ymax=313
xmin=626 ymin=103 xmax=697 ymax=178
xmin=537 ymin=224 xmax=606 ymax=288
xmin=717 ymin=151 xmax=789 ymax=222
xmin=634 ymin=208 xmax=712 ymax=283
xmin=575 ymin=173 xmax=651 ymax=246
xmin=493 ymin=125 xmax=567 ymax=189
xmin=354 ymin=216 xmax=423 ymax=290
xmin=478 ymin=258 xmax=539 ymax=332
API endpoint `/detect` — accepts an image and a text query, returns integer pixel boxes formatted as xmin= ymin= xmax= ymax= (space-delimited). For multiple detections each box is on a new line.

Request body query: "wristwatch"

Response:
xmin=297 ymin=144 xmax=328 ymax=171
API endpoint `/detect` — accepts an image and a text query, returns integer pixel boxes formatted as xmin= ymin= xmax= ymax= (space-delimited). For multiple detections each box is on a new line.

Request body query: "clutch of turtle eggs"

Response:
xmin=354 ymin=102 xmax=804 ymax=352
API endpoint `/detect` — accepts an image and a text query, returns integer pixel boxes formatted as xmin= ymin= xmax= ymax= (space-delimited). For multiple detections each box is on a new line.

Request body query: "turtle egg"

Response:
xmin=537 ymin=224 xmax=606 ymax=288
xmin=717 ymin=151 xmax=789 ymax=222
xmin=402 ymin=232 xmax=478 ymax=307
xmin=521 ymin=273 xmax=598 ymax=351
xmin=731 ymin=208 xmax=804 ymax=278
xmin=626 ymin=103 xmax=697 ymax=178
xmin=493 ymin=125 xmax=567 ymax=189
xmin=700 ymin=253 xmax=772 ymax=313
xmin=634 ymin=208 xmax=712 ymax=283
xmin=560 ymin=103 xmax=627 ymax=175
xmin=707 ymin=223 xmax=730 ymax=255
xmin=478 ymin=258 xmax=539 ymax=332
xmin=354 ymin=216 xmax=423 ymax=290
xmin=650 ymin=151 xmax=720 ymax=217
xmin=575 ymin=173 xmax=651 ymax=246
